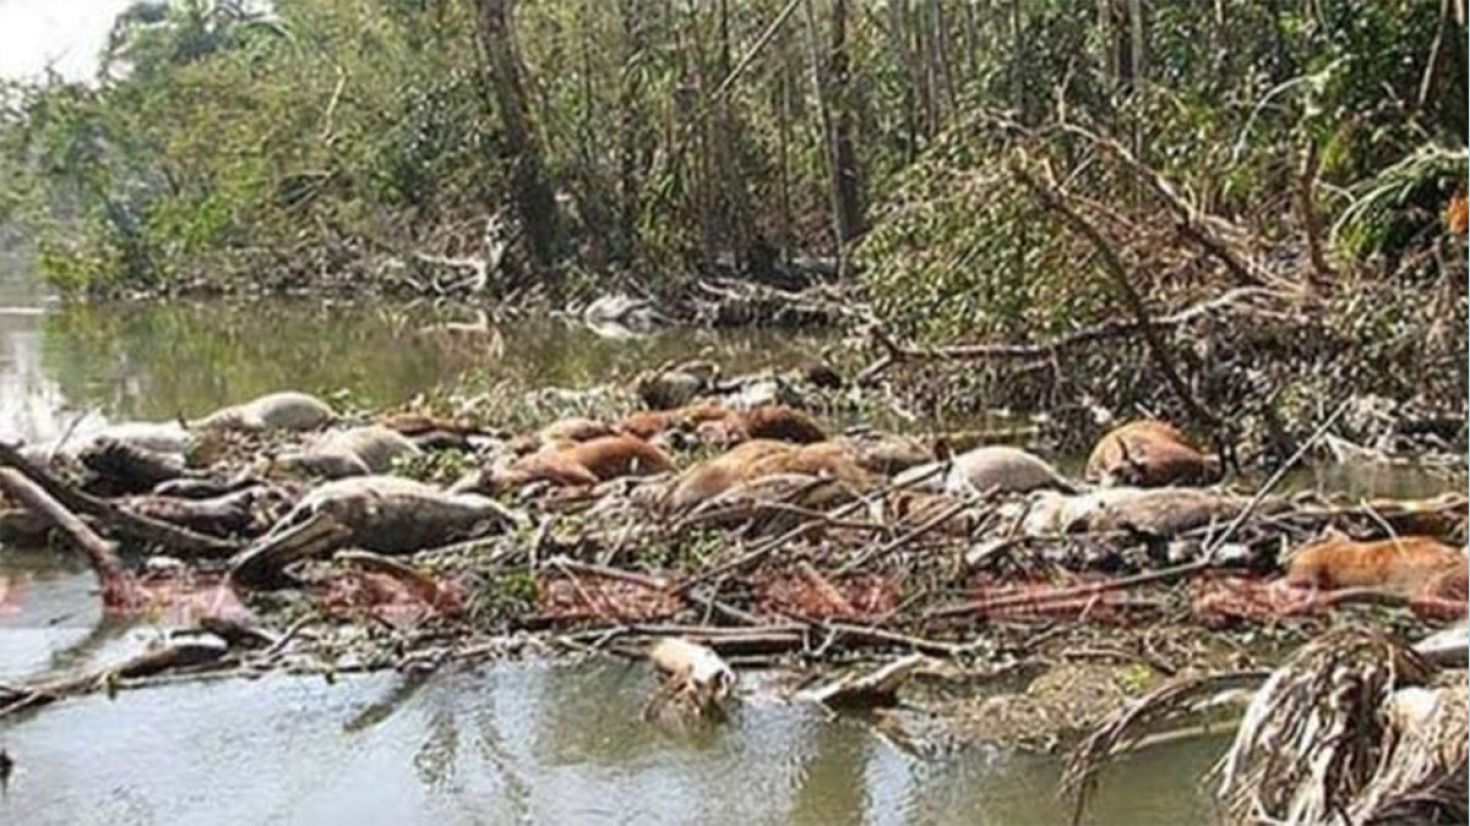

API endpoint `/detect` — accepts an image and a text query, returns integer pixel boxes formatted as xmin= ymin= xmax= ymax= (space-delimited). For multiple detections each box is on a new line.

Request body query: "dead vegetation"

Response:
xmin=0 ymin=343 xmax=1463 ymax=826
xmin=1064 ymin=628 xmax=1467 ymax=826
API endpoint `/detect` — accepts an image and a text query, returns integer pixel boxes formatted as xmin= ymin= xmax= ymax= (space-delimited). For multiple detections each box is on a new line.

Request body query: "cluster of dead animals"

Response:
xmin=6 ymin=386 xmax=1464 ymax=621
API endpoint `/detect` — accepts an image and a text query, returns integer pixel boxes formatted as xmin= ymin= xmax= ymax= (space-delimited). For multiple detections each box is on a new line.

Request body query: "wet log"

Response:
xmin=0 ymin=468 xmax=137 ymax=609
xmin=796 ymin=653 xmax=931 ymax=707
xmin=631 ymin=624 xmax=807 ymax=655
xmin=228 ymin=512 xmax=353 ymax=589
xmin=0 ymin=636 xmax=230 ymax=719
xmin=78 ymin=437 xmax=188 ymax=491
xmin=0 ymin=442 xmax=241 ymax=557
xmin=110 ymin=636 xmax=230 ymax=680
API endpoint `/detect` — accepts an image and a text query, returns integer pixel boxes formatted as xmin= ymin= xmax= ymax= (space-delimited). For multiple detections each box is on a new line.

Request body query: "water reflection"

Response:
xmin=0 ymin=298 xmax=833 ymax=444
xmin=0 ymin=547 xmax=105 ymax=683
xmin=0 ymin=663 xmax=1225 ymax=825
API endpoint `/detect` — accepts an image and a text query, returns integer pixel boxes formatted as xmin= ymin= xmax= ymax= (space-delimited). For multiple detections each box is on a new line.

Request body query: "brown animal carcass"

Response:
xmin=1285 ymin=535 xmax=1468 ymax=602
xmin=1086 ymin=421 xmax=1220 ymax=487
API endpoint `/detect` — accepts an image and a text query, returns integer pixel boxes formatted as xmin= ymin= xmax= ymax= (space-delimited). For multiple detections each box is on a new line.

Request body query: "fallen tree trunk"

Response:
xmin=796 ymin=653 xmax=932 ymax=707
xmin=0 ymin=442 xmax=241 ymax=557
xmin=0 ymin=636 xmax=230 ymax=719
xmin=0 ymin=468 xmax=138 ymax=609
xmin=1012 ymin=162 xmax=1223 ymax=433
xmin=228 ymin=512 xmax=353 ymax=589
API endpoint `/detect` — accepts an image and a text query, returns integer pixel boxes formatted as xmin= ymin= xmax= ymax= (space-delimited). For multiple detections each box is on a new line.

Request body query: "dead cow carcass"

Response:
xmin=263 ymin=475 xmax=521 ymax=554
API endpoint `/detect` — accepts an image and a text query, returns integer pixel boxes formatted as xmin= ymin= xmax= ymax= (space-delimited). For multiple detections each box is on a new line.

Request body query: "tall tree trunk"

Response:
xmin=886 ymin=0 xmax=918 ymax=161
xmin=1127 ymin=0 xmax=1144 ymax=97
xmin=714 ymin=0 xmax=757 ymax=271
xmin=473 ymin=0 xmax=560 ymax=272
xmin=617 ymin=0 xmax=645 ymax=261
xmin=1009 ymin=0 xmax=1025 ymax=119
xmin=932 ymin=0 xmax=957 ymax=121
xmin=801 ymin=0 xmax=851 ymax=270
xmin=828 ymin=0 xmax=863 ymax=244
xmin=776 ymin=64 xmax=795 ymax=260
xmin=961 ymin=0 xmax=979 ymax=87
xmin=1097 ymin=0 xmax=1115 ymax=83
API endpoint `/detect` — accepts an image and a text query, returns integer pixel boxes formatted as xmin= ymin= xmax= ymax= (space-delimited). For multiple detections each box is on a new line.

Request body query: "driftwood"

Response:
xmin=0 ymin=442 xmax=241 ymax=557
xmin=795 ymin=653 xmax=932 ymax=707
xmin=228 ymin=512 xmax=353 ymax=589
xmin=78 ymin=437 xmax=189 ymax=490
xmin=632 ymin=625 xmax=808 ymax=655
xmin=0 ymin=468 xmax=138 ymax=609
xmin=0 ymin=637 xmax=231 ymax=720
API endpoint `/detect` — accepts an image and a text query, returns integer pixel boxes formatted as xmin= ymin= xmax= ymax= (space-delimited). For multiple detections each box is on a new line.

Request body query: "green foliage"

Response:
xmin=392 ymin=447 xmax=477 ymax=486
xmin=0 ymin=0 xmax=1460 ymax=306
xmin=468 ymin=569 xmax=537 ymax=629
xmin=857 ymin=0 xmax=1461 ymax=343
xmin=1333 ymin=144 xmax=1468 ymax=257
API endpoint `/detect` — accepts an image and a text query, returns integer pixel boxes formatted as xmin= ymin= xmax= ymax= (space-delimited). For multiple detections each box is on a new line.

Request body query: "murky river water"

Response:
xmin=0 ymin=264 xmax=1455 ymax=824
xmin=0 ymin=549 xmax=1223 ymax=826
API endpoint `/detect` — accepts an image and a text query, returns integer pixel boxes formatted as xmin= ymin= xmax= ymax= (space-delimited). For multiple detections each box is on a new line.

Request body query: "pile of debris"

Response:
xmin=0 ymin=373 xmax=1463 ymax=763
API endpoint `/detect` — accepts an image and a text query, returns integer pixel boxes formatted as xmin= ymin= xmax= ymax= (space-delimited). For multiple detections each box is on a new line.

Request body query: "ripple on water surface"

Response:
xmin=0 ymin=660 xmax=1225 ymax=825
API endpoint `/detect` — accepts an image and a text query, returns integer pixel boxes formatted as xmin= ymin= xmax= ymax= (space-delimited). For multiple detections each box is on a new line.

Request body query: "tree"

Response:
xmin=472 ymin=0 xmax=560 ymax=272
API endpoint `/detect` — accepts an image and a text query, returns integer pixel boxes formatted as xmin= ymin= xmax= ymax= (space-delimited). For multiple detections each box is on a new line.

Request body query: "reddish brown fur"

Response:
xmin=666 ymin=440 xmax=868 ymax=511
xmin=744 ymin=442 xmax=871 ymax=487
xmin=378 ymin=413 xmax=483 ymax=437
xmin=497 ymin=434 xmax=674 ymax=491
xmin=735 ymin=405 xmax=827 ymax=443
xmin=694 ymin=405 xmax=827 ymax=446
xmin=841 ymin=436 xmax=933 ymax=475
xmin=1446 ymin=185 xmax=1467 ymax=236
xmin=538 ymin=417 xmax=615 ymax=445
xmin=554 ymin=434 xmax=675 ymax=479
xmin=1085 ymin=420 xmax=1217 ymax=487
xmin=666 ymin=440 xmax=795 ymax=511
xmin=1285 ymin=535 xmax=1467 ymax=600
xmin=619 ymin=401 xmax=729 ymax=440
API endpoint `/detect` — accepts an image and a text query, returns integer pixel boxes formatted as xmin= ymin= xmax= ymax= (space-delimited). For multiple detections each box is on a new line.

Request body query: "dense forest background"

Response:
xmin=0 ymin=0 xmax=1464 ymax=346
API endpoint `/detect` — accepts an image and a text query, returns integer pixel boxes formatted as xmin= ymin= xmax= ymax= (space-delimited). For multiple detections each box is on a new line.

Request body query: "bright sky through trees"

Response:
xmin=0 ymin=0 xmax=137 ymax=82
